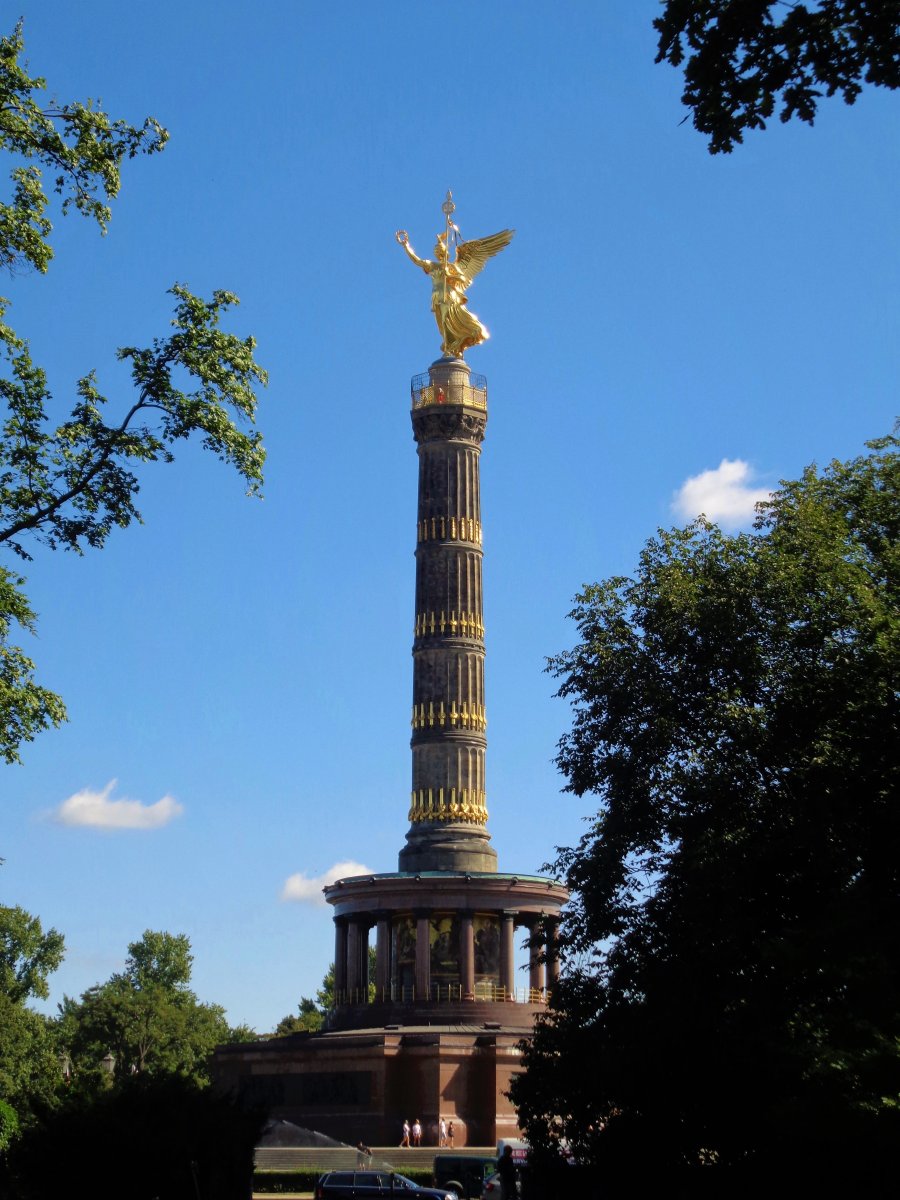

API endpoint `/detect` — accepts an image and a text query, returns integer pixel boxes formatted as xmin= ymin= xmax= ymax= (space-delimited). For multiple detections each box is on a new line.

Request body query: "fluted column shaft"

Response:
xmin=461 ymin=912 xmax=475 ymax=998
xmin=334 ymin=919 xmax=348 ymax=1000
xmin=500 ymin=910 xmax=516 ymax=997
xmin=400 ymin=358 xmax=497 ymax=873
xmin=346 ymin=921 xmax=362 ymax=996
xmin=415 ymin=911 xmax=431 ymax=1000
xmin=375 ymin=914 xmax=390 ymax=999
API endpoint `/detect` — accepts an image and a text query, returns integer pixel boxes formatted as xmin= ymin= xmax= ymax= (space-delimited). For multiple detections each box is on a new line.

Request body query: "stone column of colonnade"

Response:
xmin=374 ymin=913 xmax=390 ymax=996
xmin=345 ymin=918 xmax=372 ymax=1000
xmin=334 ymin=915 xmax=372 ymax=1003
xmin=334 ymin=919 xmax=347 ymax=997
xmin=399 ymin=356 xmax=499 ymax=874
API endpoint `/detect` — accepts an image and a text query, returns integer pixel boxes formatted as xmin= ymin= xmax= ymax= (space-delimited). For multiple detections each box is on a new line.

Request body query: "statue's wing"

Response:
xmin=455 ymin=229 xmax=515 ymax=289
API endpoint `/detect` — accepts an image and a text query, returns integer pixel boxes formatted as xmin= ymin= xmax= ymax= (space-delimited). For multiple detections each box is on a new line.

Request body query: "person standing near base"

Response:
xmin=497 ymin=1145 xmax=516 ymax=1200
xmin=412 ymin=1118 xmax=423 ymax=1146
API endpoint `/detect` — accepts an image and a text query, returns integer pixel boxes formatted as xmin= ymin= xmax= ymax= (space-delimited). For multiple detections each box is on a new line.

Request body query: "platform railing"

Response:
xmin=410 ymin=373 xmax=487 ymax=410
xmin=332 ymin=983 xmax=547 ymax=1008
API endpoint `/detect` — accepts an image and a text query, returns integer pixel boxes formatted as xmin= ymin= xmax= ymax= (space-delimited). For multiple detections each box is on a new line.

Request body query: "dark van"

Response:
xmin=432 ymin=1155 xmax=497 ymax=1200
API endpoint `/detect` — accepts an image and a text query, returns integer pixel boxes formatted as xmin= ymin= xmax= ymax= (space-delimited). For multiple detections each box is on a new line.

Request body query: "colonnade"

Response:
xmin=332 ymin=909 xmax=561 ymax=1006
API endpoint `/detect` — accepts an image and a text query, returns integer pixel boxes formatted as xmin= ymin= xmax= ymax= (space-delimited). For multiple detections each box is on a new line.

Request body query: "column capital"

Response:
xmin=411 ymin=405 xmax=487 ymax=446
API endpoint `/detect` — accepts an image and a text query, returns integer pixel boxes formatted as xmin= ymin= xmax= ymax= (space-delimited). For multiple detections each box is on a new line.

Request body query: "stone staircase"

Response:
xmin=254 ymin=1145 xmax=495 ymax=1173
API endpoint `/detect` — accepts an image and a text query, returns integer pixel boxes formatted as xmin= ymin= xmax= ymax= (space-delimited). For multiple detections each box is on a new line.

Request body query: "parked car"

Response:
xmin=315 ymin=1170 xmax=459 ymax=1200
xmin=432 ymin=1154 xmax=497 ymax=1200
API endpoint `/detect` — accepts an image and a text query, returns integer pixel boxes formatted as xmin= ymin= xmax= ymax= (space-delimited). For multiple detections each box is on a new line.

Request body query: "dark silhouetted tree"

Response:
xmin=512 ymin=435 xmax=900 ymax=1181
xmin=655 ymin=1 xmax=900 ymax=152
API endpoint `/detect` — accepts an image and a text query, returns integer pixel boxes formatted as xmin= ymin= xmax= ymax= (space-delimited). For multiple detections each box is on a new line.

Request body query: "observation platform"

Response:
xmin=411 ymin=366 xmax=487 ymax=410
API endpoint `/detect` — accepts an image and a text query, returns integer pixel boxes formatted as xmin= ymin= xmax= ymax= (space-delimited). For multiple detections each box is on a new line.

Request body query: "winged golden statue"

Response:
xmin=396 ymin=194 xmax=514 ymax=358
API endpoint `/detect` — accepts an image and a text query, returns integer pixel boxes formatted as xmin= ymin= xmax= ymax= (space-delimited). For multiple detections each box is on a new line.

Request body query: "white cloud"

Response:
xmin=281 ymin=860 xmax=374 ymax=905
xmin=672 ymin=459 xmax=771 ymax=528
xmin=52 ymin=779 xmax=183 ymax=830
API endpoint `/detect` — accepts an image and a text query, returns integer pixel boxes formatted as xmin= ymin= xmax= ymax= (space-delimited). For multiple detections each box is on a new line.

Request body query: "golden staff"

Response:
xmin=440 ymin=189 xmax=456 ymax=305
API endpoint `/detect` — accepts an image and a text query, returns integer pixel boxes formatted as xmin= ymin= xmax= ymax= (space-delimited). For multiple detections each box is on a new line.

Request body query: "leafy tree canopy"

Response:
xmin=0 ymin=21 xmax=166 ymax=271
xmin=0 ymin=906 xmax=65 ymax=1132
xmin=0 ymin=904 xmax=64 ymax=1003
xmin=0 ymin=995 xmax=61 ymax=1127
xmin=60 ymin=930 xmax=230 ymax=1087
xmin=0 ymin=1098 xmax=19 ymax=1154
xmin=274 ymin=995 xmax=324 ymax=1036
xmin=226 ymin=1021 xmax=259 ymax=1044
xmin=655 ymin=1 xmax=900 ymax=152
xmin=512 ymin=434 xmax=900 ymax=1176
xmin=0 ymin=20 xmax=266 ymax=764
xmin=124 ymin=930 xmax=192 ymax=992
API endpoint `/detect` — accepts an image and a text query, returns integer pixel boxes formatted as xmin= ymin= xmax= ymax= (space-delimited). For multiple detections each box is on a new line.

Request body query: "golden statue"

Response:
xmin=396 ymin=191 xmax=514 ymax=358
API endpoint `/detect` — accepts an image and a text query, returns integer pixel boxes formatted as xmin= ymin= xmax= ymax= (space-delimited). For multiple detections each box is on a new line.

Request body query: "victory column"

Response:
xmin=394 ymin=193 xmax=513 ymax=872
xmin=215 ymin=196 xmax=567 ymax=1147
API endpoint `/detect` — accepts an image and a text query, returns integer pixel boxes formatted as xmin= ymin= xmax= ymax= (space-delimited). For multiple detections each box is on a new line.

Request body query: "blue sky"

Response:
xmin=4 ymin=0 xmax=897 ymax=1032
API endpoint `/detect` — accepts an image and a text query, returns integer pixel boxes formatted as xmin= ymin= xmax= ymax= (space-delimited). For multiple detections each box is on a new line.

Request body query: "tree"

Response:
xmin=227 ymin=1021 xmax=259 ymax=1044
xmin=511 ymin=435 xmax=900 ymax=1178
xmin=0 ymin=907 xmax=66 ymax=1133
xmin=655 ymin=1 xmax=900 ymax=153
xmin=124 ymin=929 xmax=192 ymax=992
xmin=0 ymin=1099 xmax=18 ymax=1154
xmin=0 ymin=919 xmax=265 ymax=1196
xmin=4 ymin=1073 xmax=266 ymax=1200
xmin=61 ymin=930 xmax=231 ymax=1087
xmin=274 ymin=996 xmax=324 ymax=1036
xmin=0 ymin=997 xmax=61 ymax=1126
xmin=0 ymin=20 xmax=266 ymax=763
xmin=0 ymin=905 xmax=64 ymax=1003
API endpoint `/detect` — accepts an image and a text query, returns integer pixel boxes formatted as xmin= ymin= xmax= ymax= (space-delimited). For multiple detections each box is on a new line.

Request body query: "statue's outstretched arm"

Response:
xmin=396 ymin=230 xmax=430 ymax=272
